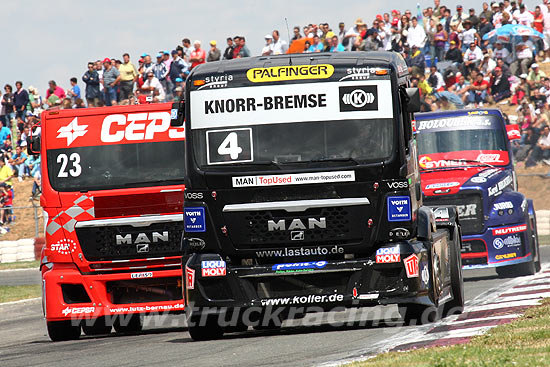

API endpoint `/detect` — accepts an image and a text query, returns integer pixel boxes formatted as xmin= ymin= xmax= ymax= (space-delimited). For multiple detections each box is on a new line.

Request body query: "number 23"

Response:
xmin=57 ymin=153 xmax=82 ymax=177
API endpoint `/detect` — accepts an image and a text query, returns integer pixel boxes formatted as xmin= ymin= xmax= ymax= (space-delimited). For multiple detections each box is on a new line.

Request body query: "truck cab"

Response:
xmin=173 ymin=52 xmax=464 ymax=340
xmin=36 ymin=103 xmax=186 ymax=341
xmin=416 ymin=109 xmax=540 ymax=275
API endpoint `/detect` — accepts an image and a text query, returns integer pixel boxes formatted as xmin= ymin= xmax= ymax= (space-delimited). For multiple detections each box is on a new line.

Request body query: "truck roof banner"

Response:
xmin=189 ymin=80 xmax=393 ymax=130
xmin=46 ymin=111 xmax=185 ymax=150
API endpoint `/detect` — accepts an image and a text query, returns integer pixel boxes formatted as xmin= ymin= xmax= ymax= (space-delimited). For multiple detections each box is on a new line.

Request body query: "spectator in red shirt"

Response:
xmin=467 ymin=73 xmax=489 ymax=106
xmin=189 ymin=41 xmax=206 ymax=70
xmin=45 ymin=80 xmax=66 ymax=100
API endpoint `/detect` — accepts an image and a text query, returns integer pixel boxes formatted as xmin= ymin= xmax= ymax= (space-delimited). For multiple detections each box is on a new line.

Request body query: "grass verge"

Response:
xmin=348 ymin=298 xmax=550 ymax=367
xmin=0 ymin=260 xmax=40 ymax=271
xmin=0 ymin=285 xmax=41 ymax=303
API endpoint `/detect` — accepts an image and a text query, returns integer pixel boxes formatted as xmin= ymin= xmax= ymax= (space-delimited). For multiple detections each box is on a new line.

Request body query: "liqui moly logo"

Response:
xmin=201 ymin=260 xmax=226 ymax=277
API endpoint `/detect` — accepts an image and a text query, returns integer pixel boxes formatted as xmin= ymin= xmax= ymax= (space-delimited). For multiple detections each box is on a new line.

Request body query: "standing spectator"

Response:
xmin=433 ymin=23 xmax=448 ymax=62
xmin=344 ymin=19 xmax=362 ymax=51
xmin=27 ymin=86 xmax=42 ymax=115
xmin=543 ymin=1 xmax=550 ymax=63
xmin=337 ymin=22 xmax=346 ymax=45
xmin=291 ymin=26 xmax=301 ymax=44
xmin=2 ymin=85 xmax=14 ymax=126
xmin=82 ymin=62 xmax=101 ymax=107
xmin=514 ymin=4 xmax=533 ymax=26
xmin=450 ymin=4 xmax=468 ymax=31
xmin=237 ymin=37 xmax=251 ymax=57
xmin=407 ymin=17 xmax=427 ymax=49
xmin=102 ymin=58 xmax=120 ymax=106
xmin=46 ymin=80 xmax=65 ymax=100
xmin=189 ymin=41 xmax=206 ymax=69
xmin=181 ymin=38 xmax=192 ymax=60
xmin=66 ymin=78 xmax=81 ymax=104
xmin=478 ymin=15 xmax=494 ymax=49
xmin=142 ymin=55 xmax=154 ymax=75
xmin=262 ymin=35 xmax=274 ymax=55
xmin=153 ymin=53 xmax=169 ymax=99
xmin=169 ymin=50 xmax=188 ymax=92
xmin=118 ymin=53 xmax=138 ymax=101
xmin=272 ymin=30 xmax=288 ymax=55
xmin=459 ymin=20 xmax=480 ymax=53
xmin=480 ymin=2 xmax=493 ymax=23
xmin=207 ymin=40 xmax=221 ymax=62
xmin=223 ymin=37 xmax=235 ymax=60
xmin=0 ymin=91 xmax=4 ymax=127
xmin=13 ymin=82 xmax=29 ymax=122
xmin=467 ymin=8 xmax=479 ymax=29
xmin=0 ymin=157 xmax=14 ymax=187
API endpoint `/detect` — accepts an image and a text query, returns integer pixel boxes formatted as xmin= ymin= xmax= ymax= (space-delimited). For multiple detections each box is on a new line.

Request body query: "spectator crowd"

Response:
xmin=2 ymin=0 xmax=550 ymax=221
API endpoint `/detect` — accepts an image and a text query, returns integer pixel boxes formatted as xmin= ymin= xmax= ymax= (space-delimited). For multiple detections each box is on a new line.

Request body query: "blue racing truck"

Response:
xmin=416 ymin=109 xmax=541 ymax=276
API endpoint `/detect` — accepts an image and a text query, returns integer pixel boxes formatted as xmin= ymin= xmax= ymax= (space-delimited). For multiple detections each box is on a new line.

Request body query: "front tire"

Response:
xmin=82 ymin=317 xmax=112 ymax=336
xmin=113 ymin=314 xmax=142 ymax=334
xmin=444 ymin=224 xmax=465 ymax=316
xmin=47 ymin=320 xmax=81 ymax=341
xmin=188 ymin=315 xmax=224 ymax=341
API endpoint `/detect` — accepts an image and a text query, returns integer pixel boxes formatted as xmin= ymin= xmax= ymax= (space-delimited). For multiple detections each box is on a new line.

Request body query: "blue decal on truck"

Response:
xmin=387 ymin=196 xmax=411 ymax=222
xmin=184 ymin=207 xmax=206 ymax=232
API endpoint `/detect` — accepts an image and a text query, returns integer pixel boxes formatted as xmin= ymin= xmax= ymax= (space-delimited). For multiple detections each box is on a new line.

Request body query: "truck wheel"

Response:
xmin=47 ymin=320 xmax=81 ymax=341
xmin=444 ymin=224 xmax=464 ymax=316
xmin=113 ymin=314 xmax=142 ymax=334
xmin=82 ymin=317 xmax=112 ymax=336
xmin=188 ymin=315 xmax=224 ymax=341
xmin=530 ymin=215 xmax=541 ymax=273
xmin=398 ymin=304 xmax=438 ymax=325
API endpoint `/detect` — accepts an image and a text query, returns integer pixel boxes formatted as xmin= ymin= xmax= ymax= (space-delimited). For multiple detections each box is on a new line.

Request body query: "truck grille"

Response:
xmin=223 ymin=205 xmax=369 ymax=250
xmin=425 ymin=192 xmax=483 ymax=235
xmin=76 ymin=221 xmax=183 ymax=261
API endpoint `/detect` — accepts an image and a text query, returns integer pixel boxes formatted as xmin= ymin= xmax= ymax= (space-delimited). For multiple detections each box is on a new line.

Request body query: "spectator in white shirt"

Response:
xmin=407 ymin=17 xmax=427 ymax=49
xmin=511 ymin=38 xmax=535 ymax=76
xmin=514 ymin=4 xmax=534 ymax=26
xmin=272 ymin=30 xmax=288 ymax=55
xmin=262 ymin=35 xmax=274 ymax=56
xmin=140 ymin=72 xmax=165 ymax=102
xmin=494 ymin=41 xmax=513 ymax=65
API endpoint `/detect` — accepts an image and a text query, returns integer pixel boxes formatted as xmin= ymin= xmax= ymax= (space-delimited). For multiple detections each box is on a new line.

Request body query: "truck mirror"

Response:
xmin=405 ymin=88 xmax=421 ymax=113
xmin=27 ymin=136 xmax=41 ymax=155
xmin=170 ymin=101 xmax=185 ymax=127
xmin=506 ymin=124 xmax=521 ymax=140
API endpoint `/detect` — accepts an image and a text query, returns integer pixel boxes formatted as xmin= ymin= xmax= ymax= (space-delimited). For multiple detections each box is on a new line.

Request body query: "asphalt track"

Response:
xmin=1 ymin=246 xmax=550 ymax=367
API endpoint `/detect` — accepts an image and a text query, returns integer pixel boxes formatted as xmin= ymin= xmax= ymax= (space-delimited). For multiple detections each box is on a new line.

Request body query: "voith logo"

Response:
xmin=339 ymin=85 xmax=378 ymax=112
xmin=57 ymin=117 xmax=88 ymax=146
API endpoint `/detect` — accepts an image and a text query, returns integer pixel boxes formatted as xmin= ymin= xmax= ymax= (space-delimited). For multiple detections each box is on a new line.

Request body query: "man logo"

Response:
xmin=342 ymin=89 xmax=375 ymax=108
xmin=338 ymin=85 xmax=378 ymax=112
xmin=291 ymin=231 xmax=305 ymax=241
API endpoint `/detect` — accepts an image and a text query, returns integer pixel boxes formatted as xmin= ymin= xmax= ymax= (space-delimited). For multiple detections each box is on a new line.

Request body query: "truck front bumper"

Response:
xmin=184 ymin=240 xmax=435 ymax=319
xmin=42 ymin=263 xmax=185 ymax=322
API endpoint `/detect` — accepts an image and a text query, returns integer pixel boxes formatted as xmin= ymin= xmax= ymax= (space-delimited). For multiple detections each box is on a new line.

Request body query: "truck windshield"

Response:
xmin=191 ymin=118 xmax=393 ymax=169
xmin=47 ymin=140 xmax=185 ymax=191
xmin=416 ymin=114 xmax=508 ymax=167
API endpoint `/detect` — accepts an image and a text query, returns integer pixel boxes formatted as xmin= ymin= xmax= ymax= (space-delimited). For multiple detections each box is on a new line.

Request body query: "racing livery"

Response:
xmin=34 ymin=103 xmax=186 ymax=341
xmin=171 ymin=52 xmax=465 ymax=340
xmin=416 ymin=109 xmax=540 ymax=274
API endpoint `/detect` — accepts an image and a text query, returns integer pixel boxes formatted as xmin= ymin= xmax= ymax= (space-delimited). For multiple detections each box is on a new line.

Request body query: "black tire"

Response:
xmin=82 ymin=317 xmax=112 ymax=336
xmin=47 ymin=320 xmax=81 ymax=342
xmin=188 ymin=315 xmax=224 ymax=341
xmin=398 ymin=303 xmax=439 ymax=326
xmin=530 ymin=214 xmax=541 ymax=273
xmin=113 ymin=314 xmax=143 ymax=334
xmin=444 ymin=224 xmax=465 ymax=316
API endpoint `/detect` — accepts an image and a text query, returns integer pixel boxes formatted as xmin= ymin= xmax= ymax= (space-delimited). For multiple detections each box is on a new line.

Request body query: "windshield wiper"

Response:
xmin=421 ymin=159 xmax=495 ymax=173
xmin=225 ymin=161 xmax=283 ymax=169
xmin=309 ymin=157 xmax=360 ymax=165
xmin=123 ymin=178 xmax=185 ymax=186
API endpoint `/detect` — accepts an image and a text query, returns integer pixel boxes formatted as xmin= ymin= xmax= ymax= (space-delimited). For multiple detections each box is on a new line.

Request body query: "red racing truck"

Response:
xmin=30 ymin=103 xmax=186 ymax=341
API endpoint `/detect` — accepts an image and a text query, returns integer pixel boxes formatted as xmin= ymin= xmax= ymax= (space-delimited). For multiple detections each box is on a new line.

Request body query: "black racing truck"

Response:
xmin=171 ymin=51 xmax=464 ymax=340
